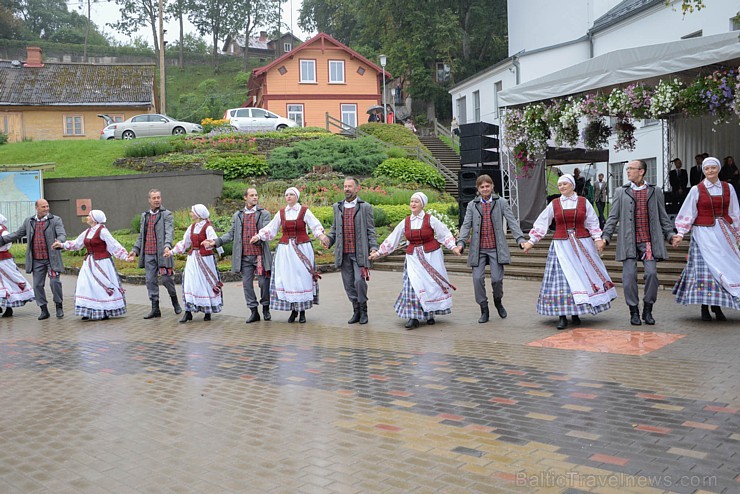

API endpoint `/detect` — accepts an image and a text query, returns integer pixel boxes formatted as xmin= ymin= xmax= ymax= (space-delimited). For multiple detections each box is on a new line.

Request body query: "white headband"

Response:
xmin=89 ymin=210 xmax=106 ymax=224
xmin=411 ymin=192 xmax=428 ymax=208
xmin=558 ymin=174 xmax=576 ymax=187
xmin=191 ymin=204 xmax=210 ymax=219
xmin=702 ymin=157 xmax=720 ymax=171
xmin=285 ymin=187 xmax=300 ymax=200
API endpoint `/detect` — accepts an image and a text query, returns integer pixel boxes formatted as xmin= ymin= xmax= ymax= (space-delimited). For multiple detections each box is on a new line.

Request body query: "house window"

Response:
xmin=341 ymin=104 xmax=357 ymax=129
xmin=278 ymin=66 xmax=287 ymax=75
xmin=473 ymin=91 xmax=480 ymax=122
xmin=494 ymin=81 xmax=503 ymax=118
xmin=681 ymin=30 xmax=702 ymax=39
xmin=642 ymin=118 xmax=659 ymax=127
xmin=436 ymin=62 xmax=450 ymax=83
xmin=328 ymin=60 xmax=345 ymax=83
xmin=357 ymin=66 xmax=365 ymax=76
xmin=287 ymin=104 xmax=304 ymax=127
xmin=299 ymin=59 xmax=316 ymax=83
xmin=284 ymin=42 xmax=292 ymax=52
xmin=456 ymin=96 xmax=467 ymax=125
xmin=608 ymin=162 xmax=624 ymax=193
xmin=63 ymin=114 xmax=84 ymax=136
xmin=643 ymin=157 xmax=658 ymax=186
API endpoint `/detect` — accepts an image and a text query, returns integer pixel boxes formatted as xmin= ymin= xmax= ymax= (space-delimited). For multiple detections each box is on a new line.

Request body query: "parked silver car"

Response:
xmin=112 ymin=114 xmax=202 ymax=139
xmin=97 ymin=114 xmax=116 ymax=140
xmin=223 ymin=107 xmax=299 ymax=132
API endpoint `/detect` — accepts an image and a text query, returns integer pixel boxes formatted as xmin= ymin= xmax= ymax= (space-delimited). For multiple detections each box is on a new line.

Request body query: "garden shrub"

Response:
xmin=310 ymin=206 xmax=334 ymax=228
xmin=372 ymin=206 xmax=389 ymax=227
xmin=357 ymin=123 xmax=427 ymax=151
xmin=373 ymin=158 xmax=445 ymax=189
xmin=205 ymin=154 xmax=269 ymax=179
xmin=375 ymin=202 xmax=455 ymax=226
xmin=386 ymin=147 xmax=406 ymax=159
xmin=130 ymin=214 xmax=141 ymax=234
xmin=124 ymin=139 xmax=175 ymax=157
xmin=0 ymin=132 xmax=8 ymax=145
xmin=267 ymin=136 xmax=387 ymax=179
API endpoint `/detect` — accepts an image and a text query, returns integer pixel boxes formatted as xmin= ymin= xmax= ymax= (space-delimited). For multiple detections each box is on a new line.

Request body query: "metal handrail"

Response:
xmin=432 ymin=118 xmax=459 ymax=154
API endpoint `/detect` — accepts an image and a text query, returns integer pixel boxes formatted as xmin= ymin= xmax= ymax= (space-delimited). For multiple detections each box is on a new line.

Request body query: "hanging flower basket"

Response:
xmin=614 ymin=118 xmax=637 ymax=152
xmin=582 ymin=119 xmax=611 ymax=150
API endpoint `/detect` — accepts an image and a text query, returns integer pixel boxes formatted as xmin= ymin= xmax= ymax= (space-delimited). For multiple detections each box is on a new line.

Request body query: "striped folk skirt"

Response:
xmin=0 ymin=259 xmax=34 ymax=308
xmin=393 ymin=266 xmax=452 ymax=320
xmin=673 ymin=239 xmax=740 ymax=309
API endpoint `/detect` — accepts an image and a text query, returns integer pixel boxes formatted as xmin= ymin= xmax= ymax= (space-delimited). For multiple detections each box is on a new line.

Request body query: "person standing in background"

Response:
xmin=593 ymin=173 xmax=609 ymax=229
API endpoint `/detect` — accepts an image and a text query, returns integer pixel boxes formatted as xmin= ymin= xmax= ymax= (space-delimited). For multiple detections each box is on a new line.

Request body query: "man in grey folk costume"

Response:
xmin=0 ymin=199 xmax=66 ymax=320
xmin=203 ymin=188 xmax=273 ymax=324
xmin=127 ymin=189 xmax=182 ymax=318
xmin=601 ymin=160 xmax=677 ymax=326
xmin=323 ymin=177 xmax=378 ymax=325
xmin=456 ymin=174 xmax=526 ymax=323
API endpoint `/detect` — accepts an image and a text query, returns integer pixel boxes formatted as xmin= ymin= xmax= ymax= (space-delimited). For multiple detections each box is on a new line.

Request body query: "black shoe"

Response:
xmin=493 ymin=299 xmax=507 ymax=319
xmin=642 ymin=303 xmax=655 ymax=325
xmin=404 ymin=318 xmax=419 ymax=330
xmin=246 ymin=307 xmax=260 ymax=324
xmin=38 ymin=305 xmax=50 ymax=320
xmin=701 ymin=304 xmax=712 ymax=321
xmin=288 ymin=310 xmax=298 ymax=323
xmin=299 ymin=311 xmax=306 ymax=323
xmin=1 ymin=307 xmax=12 ymax=318
xmin=262 ymin=306 xmax=271 ymax=321
xmin=102 ymin=315 xmax=109 ymax=320
xmin=427 ymin=316 xmax=435 ymax=325
xmin=204 ymin=313 xmax=211 ymax=321
xmin=711 ymin=306 xmax=727 ymax=321
xmin=144 ymin=300 xmax=161 ymax=319
xmin=478 ymin=304 xmax=489 ymax=324
xmin=179 ymin=311 xmax=193 ymax=324
xmin=55 ymin=303 xmax=64 ymax=318
xmin=571 ymin=315 xmax=581 ymax=325
xmin=358 ymin=303 xmax=368 ymax=325
xmin=347 ymin=303 xmax=361 ymax=324
xmin=556 ymin=316 xmax=568 ymax=330
xmin=629 ymin=305 xmax=641 ymax=326
xmin=171 ymin=295 xmax=182 ymax=315
xmin=81 ymin=316 xmax=89 ymax=321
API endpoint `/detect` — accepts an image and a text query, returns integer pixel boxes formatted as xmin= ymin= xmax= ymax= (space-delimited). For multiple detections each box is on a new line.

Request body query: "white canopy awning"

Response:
xmin=499 ymin=31 xmax=740 ymax=107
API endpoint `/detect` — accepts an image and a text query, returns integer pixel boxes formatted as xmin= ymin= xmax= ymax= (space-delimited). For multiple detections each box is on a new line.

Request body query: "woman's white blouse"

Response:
xmin=675 ymin=179 xmax=740 ymax=236
xmin=172 ymin=220 xmax=218 ymax=254
xmin=528 ymin=194 xmax=602 ymax=244
xmin=378 ymin=210 xmax=456 ymax=255
xmin=257 ymin=204 xmax=325 ymax=241
xmin=62 ymin=224 xmax=128 ymax=259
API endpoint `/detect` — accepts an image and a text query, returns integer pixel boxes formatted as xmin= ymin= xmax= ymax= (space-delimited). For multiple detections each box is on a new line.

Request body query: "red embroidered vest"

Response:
xmin=552 ymin=197 xmax=590 ymax=239
xmin=695 ymin=182 xmax=733 ymax=226
xmin=0 ymin=225 xmax=11 ymax=260
xmin=279 ymin=206 xmax=310 ymax=244
xmin=405 ymin=214 xmax=441 ymax=254
xmin=241 ymin=211 xmax=262 ymax=256
xmin=188 ymin=220 xmax=214 ymax=256
xmin=342 ymin=206 xmax=356 ymax=254
xmin=84 ymin=226 xmax=112 ymax=260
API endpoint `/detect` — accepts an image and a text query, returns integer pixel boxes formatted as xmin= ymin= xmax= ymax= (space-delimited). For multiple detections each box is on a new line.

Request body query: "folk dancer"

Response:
xmin=0 ymin=213 xmax=35 ymax=317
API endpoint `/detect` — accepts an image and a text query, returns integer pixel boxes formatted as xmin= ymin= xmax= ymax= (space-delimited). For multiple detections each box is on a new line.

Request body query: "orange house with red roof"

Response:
xmin=246 ymin=33 xmax=389 ymax=131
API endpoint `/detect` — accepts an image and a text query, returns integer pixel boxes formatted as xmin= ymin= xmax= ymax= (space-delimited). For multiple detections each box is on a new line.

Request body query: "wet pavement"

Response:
xmin=0 ymin=270 xmax=738 ymax=493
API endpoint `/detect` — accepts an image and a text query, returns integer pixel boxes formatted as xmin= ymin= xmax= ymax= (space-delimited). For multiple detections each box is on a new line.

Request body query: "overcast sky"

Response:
xmin=80 ymin=0 xmax=311 ymax=47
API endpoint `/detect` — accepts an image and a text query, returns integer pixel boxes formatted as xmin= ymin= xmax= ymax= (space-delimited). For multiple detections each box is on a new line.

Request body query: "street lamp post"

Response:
xmin=379 ymin=54 xmax=387 ymax=123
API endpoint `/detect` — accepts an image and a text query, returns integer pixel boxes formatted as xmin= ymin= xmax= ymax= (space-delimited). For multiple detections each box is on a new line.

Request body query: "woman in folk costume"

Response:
xmin=252 ymin=187 xmax=329 ymax=323
xmin=369 ymin=192 xmax=462 ymax=329
xmin=0 ymin=213 xmax=35 ymax=317
xmin=522 ymin=174 xmax=617 ymax=330
xmin=51 ymin=210 xmax=128 ymax=320
xmin=166 ymin=204 xmax=222 ymax=323
xmin=672 ymin=157 xmax=740 ymax=321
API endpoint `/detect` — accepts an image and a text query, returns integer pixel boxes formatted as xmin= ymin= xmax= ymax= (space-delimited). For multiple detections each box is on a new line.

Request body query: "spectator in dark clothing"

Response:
xmin=689 ymin=154 xmax=705 ymax=186
xmin=668 ymin=158 xmax=689 ymax=206
xmin=573 ymin=168 xmax=586 ymax=196
xmin=720 ymin=155 xmax=739 ymax=197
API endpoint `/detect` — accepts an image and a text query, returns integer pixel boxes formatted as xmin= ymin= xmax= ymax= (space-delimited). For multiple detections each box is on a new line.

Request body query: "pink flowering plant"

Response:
xmin=512 ymin=142 xmax=536 ymax=178
xmin=582 ymin=118 xmax=611 ymax=151
xmin=613 ymin=118 xmax=637 ymax=152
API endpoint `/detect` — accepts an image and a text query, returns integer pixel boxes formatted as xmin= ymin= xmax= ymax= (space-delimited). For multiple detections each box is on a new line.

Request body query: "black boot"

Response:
xmin=171 ymin=295 xmax=182 ymax=315
xmin=427 ymin=316 xmax=435 ymax=325
xmin=347 ymin=302 xmax=361 ymax=324
xmin=359 ymin=303 xmax=368 ymax=325
xmin=55 ymin=302 xmax=64 ymax=318
xmin=701 ymin=304 xmax=712 ymax=321
xmin=404 ymin=318 xmax=419 ymax=330
xmin=493 ymin=299 xmax=507 ymax=319
xmin=299 ymin=311 xmax=306 ymax=323
xmin=478 ymin=304 xmax=489 ymax=323
xmin=38 ymin=305 xmax=50 ymax=320
xmin=262 ymin=306 xmax=271 ymax=321
xmin=246 ymin=307 xmax=260 ymax=324
xmin=711 ymin=305 xmax=726 ymax=321
xmin=179 ymin=311 xmax=192 ymax=323
xmin=642 ymin=303 xmax=655 ymax=325
xmin=144 ymin=299 xmax=161 ymax=319
xmin=629 ymin=305 xmax=641 ymax=325
xmin=556 ymin=316 xmax=568 ymax=330
xmin=571 ymin=315 xmax=581 ymax=325
xmin=204 ymin=313 xmax=211 ymax=321
xmin=1 ymin=307 xmax=13 ymax=318
xmin=288 ymin=310 xmax=298 ymax=323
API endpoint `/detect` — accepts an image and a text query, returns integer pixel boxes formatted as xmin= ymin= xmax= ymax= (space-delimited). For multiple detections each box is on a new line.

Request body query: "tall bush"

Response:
xmin=205 ymin=154 xmax=269 ymax=179
xmin=373 ymin=158 xmax=445 ymax=189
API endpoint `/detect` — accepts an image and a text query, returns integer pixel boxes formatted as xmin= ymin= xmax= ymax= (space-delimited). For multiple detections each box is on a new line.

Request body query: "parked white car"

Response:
xmin=112 ymin=114 xmax=202 ymax=139
xmin=223 ymin=107 xmax=299 ymax=132
xmin=97 ymin=114 xmax=117 ymax=140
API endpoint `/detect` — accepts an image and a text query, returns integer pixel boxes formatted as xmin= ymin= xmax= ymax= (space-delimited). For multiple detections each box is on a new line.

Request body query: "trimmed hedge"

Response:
xmin=205 ymin=154 xmax=269 ymax=180
xmin=358 ymin=123 xmax=428 ymax=153
xmin=373 ymin=158 xmax=445 ymax=189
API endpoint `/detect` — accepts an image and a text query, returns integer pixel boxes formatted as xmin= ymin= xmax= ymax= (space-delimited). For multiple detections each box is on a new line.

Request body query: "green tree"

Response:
xmin=188 ymin=0 xmax=237 ymax=69
xmin=109 ymin=0 xmax=165 ymax=58
xmin=0 ymin=1 xmax=29 ymax=39
xmin=232 ymin=0 xmax=284 ymax=72
xmin=166 ymin=0 xmax=188 ymax=67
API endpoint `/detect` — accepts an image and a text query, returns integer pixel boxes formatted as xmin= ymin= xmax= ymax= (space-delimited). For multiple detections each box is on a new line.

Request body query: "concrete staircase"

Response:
xmin=372 ymin=237 xmax=689 ymax=288
xmin=418 ymin=136 xmax=460 ymax=198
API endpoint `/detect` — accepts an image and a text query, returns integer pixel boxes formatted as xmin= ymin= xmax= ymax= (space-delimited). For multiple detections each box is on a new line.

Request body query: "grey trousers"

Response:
xmin=622 ymin=242 xmax=658 ymax=307
xmin=32 ymin=259 xmax=63 ymax=307
xmin=144 ymin=254 xmax=176 ymax=302
xmin=240 ymin=255 xmax=269 ymax=308
xmin=472 ymin=249 xmax=504 ymax=306
xmin=340 ymin=254 xmax=368 ymax=304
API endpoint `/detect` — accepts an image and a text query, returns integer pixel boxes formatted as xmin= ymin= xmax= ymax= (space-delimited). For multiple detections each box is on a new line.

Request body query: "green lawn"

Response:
xmin=0 ymin=139 xmax=135 ymax=178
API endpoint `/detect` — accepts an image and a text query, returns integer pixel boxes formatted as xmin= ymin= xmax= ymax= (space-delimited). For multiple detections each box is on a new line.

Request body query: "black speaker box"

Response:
xmin=458 ymin=122 xmax=499 ymax=137
xmin=459 ymin=135 xmax=499 ymax=151
xmin=458 ymin=167 xmax=502 ymax=201
xmin=460 ymin=149 xmax=500 ymax=165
